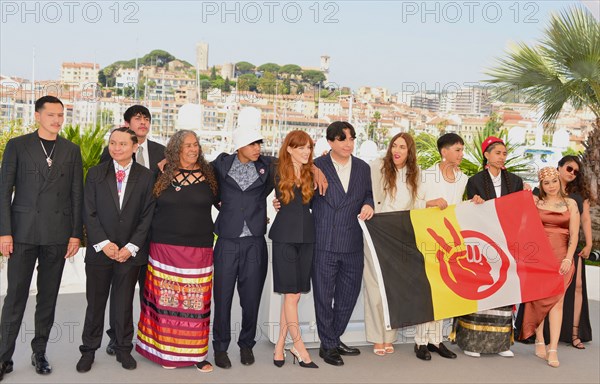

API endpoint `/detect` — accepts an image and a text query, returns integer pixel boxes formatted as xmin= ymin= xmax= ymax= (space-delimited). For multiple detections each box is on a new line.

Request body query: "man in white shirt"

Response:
xmin=77 ymin=128 xmax=155 ymax=373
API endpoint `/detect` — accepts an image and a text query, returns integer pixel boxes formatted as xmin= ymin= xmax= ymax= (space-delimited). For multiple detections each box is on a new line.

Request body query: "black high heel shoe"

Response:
xmin=290 ymin=347 xmax=318 ymax=368
xmin=273 ymin=350 xmax=286 ymax=367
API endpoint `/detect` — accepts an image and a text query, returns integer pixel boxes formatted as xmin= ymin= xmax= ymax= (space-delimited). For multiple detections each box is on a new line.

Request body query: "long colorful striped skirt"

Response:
xmin=136 ymin=242 xmax=213 ymax=367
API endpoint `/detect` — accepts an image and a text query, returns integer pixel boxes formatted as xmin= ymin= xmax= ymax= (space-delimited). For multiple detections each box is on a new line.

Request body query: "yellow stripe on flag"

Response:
xmin=410 ymin=206 xmax=478 ymax=320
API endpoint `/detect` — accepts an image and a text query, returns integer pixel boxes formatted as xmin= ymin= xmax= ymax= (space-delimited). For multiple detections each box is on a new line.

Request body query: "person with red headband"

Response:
xmin=451 ymin=136 xmax=524 ymax=359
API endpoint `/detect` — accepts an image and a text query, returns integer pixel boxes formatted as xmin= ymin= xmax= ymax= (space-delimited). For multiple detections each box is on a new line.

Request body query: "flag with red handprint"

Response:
xmin=360 ymin=190 xmax=563 ymax=329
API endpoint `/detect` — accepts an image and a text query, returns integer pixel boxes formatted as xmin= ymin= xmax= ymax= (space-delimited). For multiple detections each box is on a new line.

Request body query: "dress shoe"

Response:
xmin=116 ymin=352 xmax=137 ymax=370
xmin=214 ymin=351 xmax=232 ymax=369
xmin=240 ymin=347 xmax=255 ymax=365
xmin=414 ymin=344 xmax=431 ymax=360
xmin=106 ymin=339 xmax=116 ymax=356
xmin=31 ymin=352 xmax=52 ymax=375
xmin=319 ymin=346 xmax=344 ymax=366
xmin=336 ymin=342 xmax=360 ymax=356
xmin=427 ymin=343 xmax=457 ymax=359
xmin=0 ymin=360 xmax=14 ymax=381
xmin=76 ymin=353 xmax=94 ymax=373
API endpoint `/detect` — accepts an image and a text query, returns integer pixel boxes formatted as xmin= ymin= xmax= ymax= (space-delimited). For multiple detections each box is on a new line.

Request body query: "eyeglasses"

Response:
xmin=565 ymin=165 xmax=579 ymax=176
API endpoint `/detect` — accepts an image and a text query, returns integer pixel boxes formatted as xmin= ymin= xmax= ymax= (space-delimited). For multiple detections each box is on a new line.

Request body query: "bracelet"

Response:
xmin=561 ymin=258 xmax=572 ymax=264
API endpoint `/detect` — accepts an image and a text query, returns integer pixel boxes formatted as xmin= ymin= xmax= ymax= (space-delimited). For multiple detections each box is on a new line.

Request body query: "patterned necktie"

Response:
xmin=137 ymin=146 xmax=146 ymax=167
xmin=116 ymin=169 xmax=126 ymax=195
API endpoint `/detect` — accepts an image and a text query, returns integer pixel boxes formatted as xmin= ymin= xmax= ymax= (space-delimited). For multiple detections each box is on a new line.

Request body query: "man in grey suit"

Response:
xmin=311 ymin=121 xmax=374 ymax=366
xmin=0 ymin=96 xmax=83 ymax=380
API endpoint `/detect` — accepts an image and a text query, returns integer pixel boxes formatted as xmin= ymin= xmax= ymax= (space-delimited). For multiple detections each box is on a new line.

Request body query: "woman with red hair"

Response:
xmin=269 ymin=130 xmax=318 ymax=369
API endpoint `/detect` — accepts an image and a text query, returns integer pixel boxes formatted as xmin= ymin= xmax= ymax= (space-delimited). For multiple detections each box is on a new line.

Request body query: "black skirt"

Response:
xmin=272 ymin=242 xmax=314 ymax=294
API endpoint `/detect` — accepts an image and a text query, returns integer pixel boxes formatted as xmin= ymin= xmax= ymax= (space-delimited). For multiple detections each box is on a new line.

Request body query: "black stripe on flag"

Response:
xmin=364 ymin=211 xmax=434 ymax=328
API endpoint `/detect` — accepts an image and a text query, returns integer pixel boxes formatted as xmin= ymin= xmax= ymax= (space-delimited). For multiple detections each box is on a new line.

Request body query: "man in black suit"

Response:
xmin=0 ymin=96 xmax=83 ymax=380
xmin=100 ymin=105 xmax=165 ymax=355
xmin=211 ymin=125 xmax=275 ymax=369
xmin=76 ymin=127 xmax=155 ymax=373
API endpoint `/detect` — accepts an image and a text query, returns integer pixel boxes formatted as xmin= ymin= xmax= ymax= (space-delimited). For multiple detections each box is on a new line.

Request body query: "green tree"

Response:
xmin=0 ymin=120 xmax=29 ymax=162
xmin=235 ymin=61 xmax=256 ymax=74
xmin=279 ymin=64 xmax=302 ymax=78
xmin=258 ymin=72 xmax=277 ymax=94
xmin=60 ymin=124 xmax=110 ymax=180
xmin=210 ymin=66 xmax=217 ymax=80
xmin=257 ymin=63 xmax=280 ymax=73
xmin=485 ymin=5 xmax=600 ymax=200
xmin=223 ymin=77 xmax=232 ymax=93
xmin=302 ymin=70 xmax=326 ymax=86
xmin=238 ymin=73 xmax=258 ymax=92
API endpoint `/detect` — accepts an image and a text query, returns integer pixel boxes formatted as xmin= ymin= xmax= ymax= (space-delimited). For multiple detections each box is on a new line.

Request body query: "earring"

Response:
xmin=484 ymin=164 xmax=489 ymax=169
xmin=442 ymin=157 xmax=446 ymax=162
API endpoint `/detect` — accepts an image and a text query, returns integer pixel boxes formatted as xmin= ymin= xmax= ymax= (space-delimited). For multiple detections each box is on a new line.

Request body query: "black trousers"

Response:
xmin=0 ymin=243 xmax=67 ymax=361
xmin=106 ymin=264 xmax=146 ymax=344
xmin=212 ymin=236 xmax=268 ymax=352
xmin=80 ymin=262 xmax=140 ymax=355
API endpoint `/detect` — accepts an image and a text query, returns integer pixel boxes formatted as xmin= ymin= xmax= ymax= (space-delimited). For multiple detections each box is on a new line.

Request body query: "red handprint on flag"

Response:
xmin=427 ymin=218 xmax=508 ymax=300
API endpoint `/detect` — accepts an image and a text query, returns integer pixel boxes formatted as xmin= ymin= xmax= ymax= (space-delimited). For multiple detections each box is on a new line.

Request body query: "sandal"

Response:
xmin=572 ymin=326 xmax=585 ymax=349
xmin=196 ymin=360 xmax=213 ymax=373
xmin=546 ymin=349 xmax=559 ymax=368
xmin=534 ymin=340 xmax=546 ymax=359
xmin=384 ymin=344 xmax=395 ymax=354
xmin=373 ymin=343 xmax=386 ymax=356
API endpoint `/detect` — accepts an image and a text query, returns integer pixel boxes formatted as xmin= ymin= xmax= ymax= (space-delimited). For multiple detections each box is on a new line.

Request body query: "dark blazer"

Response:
xmin=268 ymin=173 xmax=315 ymax=244
xmin=211 ymin=152 xmax=275 ymax=239
xmin=100 ymin=139 xmax=165 ymax=177
xmin=0 ymin=131 xmax=83 ymax=244
xmin=466 ymin=169 xmax=524 ymax=200
xmin=83 ymin=161 xmax=155 ymax=266
xmin=312 ymin=154 xmax=374 ymax=253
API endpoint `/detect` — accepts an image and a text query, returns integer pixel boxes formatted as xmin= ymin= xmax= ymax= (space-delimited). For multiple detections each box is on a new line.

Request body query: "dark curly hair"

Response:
xmin=558 ymin=155 xmax=594 ymax=202
xmin=153 ymin=130 xmax=218 ymax=197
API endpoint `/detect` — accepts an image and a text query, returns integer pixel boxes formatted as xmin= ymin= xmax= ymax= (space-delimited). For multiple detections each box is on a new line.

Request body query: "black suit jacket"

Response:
xmin=100 ymin=139 xmax=165 ymax=177
xmin=211 ymin=153 xmax=275 ymax=239
xmin=0 ymin=131 xmax=83 ymax=244
xmin=268 ymin=170 xmax=315 ymax=243
xmin=466 ymin=169 xmax=524 ymax=200
xmin=83 ymin=161 xmax=155 ymax=265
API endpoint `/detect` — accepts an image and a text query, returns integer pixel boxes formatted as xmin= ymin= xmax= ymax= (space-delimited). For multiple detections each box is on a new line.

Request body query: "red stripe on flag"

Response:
xmin=494 ymin=191 xmax=563 ymax=302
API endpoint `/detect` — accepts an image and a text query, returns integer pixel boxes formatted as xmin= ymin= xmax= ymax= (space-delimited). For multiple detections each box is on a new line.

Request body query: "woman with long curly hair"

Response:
xmin=556 ymin=156 xmax=594 ymax=349
xmin=363 ymin=132 xmax=421 ymax=356
xmin=136 ymin=130 xmax=218 ymax=372
xmin=269 ymin=130 xmax=318 ymax=369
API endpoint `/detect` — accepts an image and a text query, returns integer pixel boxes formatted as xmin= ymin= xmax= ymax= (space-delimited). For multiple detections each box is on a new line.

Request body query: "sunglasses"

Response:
xmin=565 ymin=165 xmax=579 ymax=176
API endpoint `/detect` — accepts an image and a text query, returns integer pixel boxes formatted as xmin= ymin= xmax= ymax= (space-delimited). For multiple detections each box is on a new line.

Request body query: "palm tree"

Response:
xmin=485 ymin=5 xmax=600 ymax=206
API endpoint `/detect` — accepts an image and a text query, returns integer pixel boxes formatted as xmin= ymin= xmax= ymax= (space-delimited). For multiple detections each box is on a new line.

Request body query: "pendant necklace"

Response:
xmin=40 ymin=140 xmax=56 ymax=167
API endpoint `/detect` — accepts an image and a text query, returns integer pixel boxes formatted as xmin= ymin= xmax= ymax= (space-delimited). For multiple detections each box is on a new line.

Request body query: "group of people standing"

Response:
xmin=0 ymin=95 xmax=594 ymax=382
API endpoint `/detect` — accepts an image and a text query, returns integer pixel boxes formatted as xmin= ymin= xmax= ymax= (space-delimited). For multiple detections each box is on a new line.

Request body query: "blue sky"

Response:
xmin=1 ymin=1 xmax=596 ymax=93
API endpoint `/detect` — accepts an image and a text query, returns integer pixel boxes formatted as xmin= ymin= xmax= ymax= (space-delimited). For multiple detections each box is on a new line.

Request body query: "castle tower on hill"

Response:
xmin=196 ymin=42 xmax=209 ymax=72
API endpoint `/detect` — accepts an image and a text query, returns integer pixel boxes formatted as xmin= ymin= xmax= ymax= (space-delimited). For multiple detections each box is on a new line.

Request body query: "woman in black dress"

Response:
xmin=556 ymin=155 xmax=593 ymax=348
xmin=269 ymin=130 xmax=318 ymax=369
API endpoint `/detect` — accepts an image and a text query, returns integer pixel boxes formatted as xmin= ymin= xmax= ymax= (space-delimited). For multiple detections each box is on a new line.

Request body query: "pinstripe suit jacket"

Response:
xmin=312 ymin=154 xmax=374 ymax=253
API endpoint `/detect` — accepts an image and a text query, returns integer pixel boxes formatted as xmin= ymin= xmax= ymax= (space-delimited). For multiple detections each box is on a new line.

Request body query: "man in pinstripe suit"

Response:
xmin=312 ymin=121 xmax=374 ymax=366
